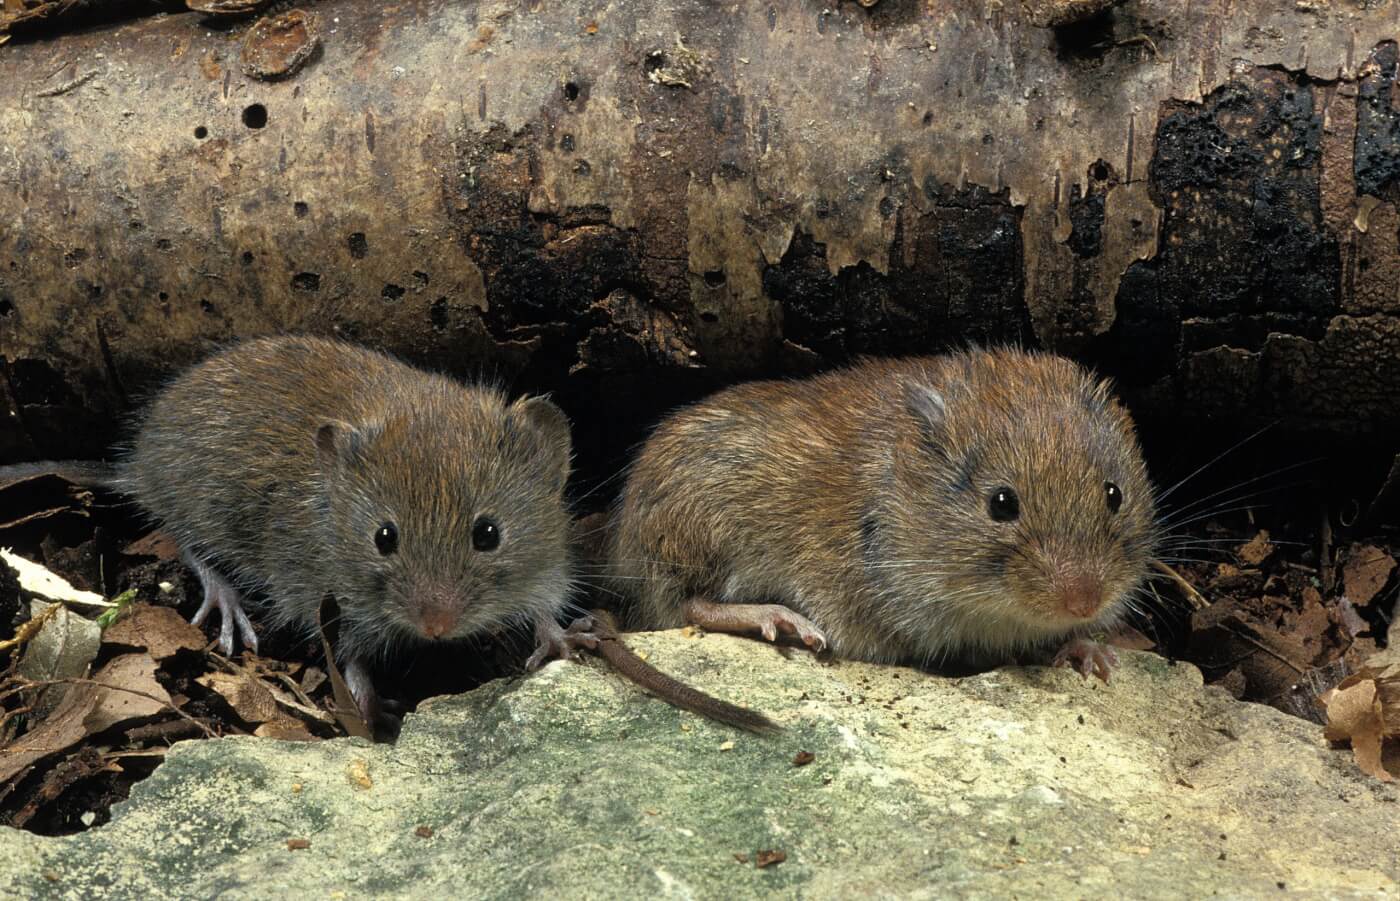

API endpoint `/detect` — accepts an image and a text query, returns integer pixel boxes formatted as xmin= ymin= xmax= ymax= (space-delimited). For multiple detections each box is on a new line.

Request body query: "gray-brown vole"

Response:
xmin=17 ymin=336 xmax=584 ymax=727
xmin=608 ymin=348 xmax=1159 ymax=679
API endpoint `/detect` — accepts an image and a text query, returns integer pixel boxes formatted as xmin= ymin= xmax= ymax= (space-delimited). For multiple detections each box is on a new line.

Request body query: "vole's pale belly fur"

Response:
xmin=611 ymin=349 xmax=1157 ymax=668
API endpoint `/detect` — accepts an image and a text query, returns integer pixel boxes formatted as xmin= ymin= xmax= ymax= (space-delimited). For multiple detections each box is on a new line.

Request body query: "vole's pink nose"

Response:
xmin=1056 ymin=570 xmax=1103 ymax=619
xmin=417 ymin=604 xmax=460 ymax=639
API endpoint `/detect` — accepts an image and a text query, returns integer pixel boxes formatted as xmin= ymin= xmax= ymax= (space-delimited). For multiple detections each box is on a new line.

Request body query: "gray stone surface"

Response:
xmin=1 ymin=632 xmax=1397 ymax=899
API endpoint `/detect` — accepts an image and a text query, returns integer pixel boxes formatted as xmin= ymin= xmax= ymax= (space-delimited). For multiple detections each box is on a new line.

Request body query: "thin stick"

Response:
xmin=1150 ymin=559 xmax=1209 ymax=611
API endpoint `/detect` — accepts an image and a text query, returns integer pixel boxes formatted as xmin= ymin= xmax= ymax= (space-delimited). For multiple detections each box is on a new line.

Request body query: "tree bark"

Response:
xmin=0 ymin=0 xmax=1397 ymax=472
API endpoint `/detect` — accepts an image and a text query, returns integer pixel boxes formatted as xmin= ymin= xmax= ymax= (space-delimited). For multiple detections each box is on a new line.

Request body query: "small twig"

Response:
xmin=0 ymin=603 xmax=61 ymax=653
xmin=36 ymin=69 xmax=97 ymax=98
xmin=1151 ymin=559 xmax=1209 ymax=611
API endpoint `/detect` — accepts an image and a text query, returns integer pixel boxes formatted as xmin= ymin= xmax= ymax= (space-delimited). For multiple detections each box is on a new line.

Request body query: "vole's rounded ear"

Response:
xmin=905 ymin=383 xmax=947 ymax=430
xmin=316 ymin=419 xmax=378 ymax=469
xmin=512 ymin=395 xmax=572 ymax=487
xmin=905 ymin=382 xmax=953 ymax=460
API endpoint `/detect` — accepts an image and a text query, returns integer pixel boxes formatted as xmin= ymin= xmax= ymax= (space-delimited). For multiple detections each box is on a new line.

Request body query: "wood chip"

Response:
xmin=793 ymin=750 xmax=815 ymax=767
xmin=755 ymin=849 xmax=787 ymax=868
xmin=286 ymin=838 xmax=311 ymax=851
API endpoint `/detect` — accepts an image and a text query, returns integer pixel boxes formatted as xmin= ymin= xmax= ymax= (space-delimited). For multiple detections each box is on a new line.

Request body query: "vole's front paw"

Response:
xmin=186 ymin=554 xmax=259 ymax=655
xmin=1052 ymin=637 xmax=1118 ymax=683
xmin=527 ymin=615 xmax=602 ymax=670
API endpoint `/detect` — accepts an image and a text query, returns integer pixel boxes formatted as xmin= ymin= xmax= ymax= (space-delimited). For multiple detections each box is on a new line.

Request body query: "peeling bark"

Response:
xmin=0 ymin=0 xmax=1397 ymax=474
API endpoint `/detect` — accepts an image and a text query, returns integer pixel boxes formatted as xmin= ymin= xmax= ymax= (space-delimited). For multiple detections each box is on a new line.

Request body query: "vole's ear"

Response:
xmin=906 ymin=383 xmax=947 ymax=430
xmin=315 ymin=419 xmax=377 ymax=469
xmin=512 ymin=395 xmax=572 ymax=489
xmin=905 ymin=382 xmax=951 ymax=457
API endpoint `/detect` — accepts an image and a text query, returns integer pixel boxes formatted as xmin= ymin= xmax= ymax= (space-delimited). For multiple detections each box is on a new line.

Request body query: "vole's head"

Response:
xmin=315 ymin=389 xmax=572 ymax=651
xmin=882 ymin=350 xmax=1156 ymax=653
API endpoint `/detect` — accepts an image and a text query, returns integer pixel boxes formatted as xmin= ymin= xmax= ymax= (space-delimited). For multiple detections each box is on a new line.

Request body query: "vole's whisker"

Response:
xmin=1153 ymin=421 xmax=1278 ymax=505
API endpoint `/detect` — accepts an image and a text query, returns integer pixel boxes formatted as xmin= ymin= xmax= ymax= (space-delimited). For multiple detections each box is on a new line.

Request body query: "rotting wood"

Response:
xmin=0 ymin=0 xmax=1397 ymax=481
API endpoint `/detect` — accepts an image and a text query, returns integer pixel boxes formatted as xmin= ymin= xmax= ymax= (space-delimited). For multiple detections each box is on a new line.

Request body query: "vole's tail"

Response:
xmin=0 ymin=460 xmax=121 ymax=491
xmin=588 ymin=609 xmax=781 ymax=735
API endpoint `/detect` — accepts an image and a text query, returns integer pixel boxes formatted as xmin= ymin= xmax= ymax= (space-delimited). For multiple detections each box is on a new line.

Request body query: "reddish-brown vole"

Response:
xmin=608 ymin=348 xmax=1158 ymax=678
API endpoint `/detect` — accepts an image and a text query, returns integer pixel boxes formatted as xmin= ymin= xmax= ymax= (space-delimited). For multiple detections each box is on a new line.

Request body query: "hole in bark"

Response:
xmin=155 ymin=239 xmax=172 ymax=251
xmin=560 ymin=133 xmax=575 ymax=152
xmin=0 ymin=298 xmax=13 ymax=317
xmin=430 ymin=297 xmax=449 ymax=330
xmin=88 ymin=284 xmax=102 ymax=299
xmin=347 ymin=233 xmax=368 ymax=259
xmin=194 ymin=126 xmax=208 ymax=139
xmin=700 ymin=312 xmax=719 ymax=323
xmin=294 ymin=202 xmax=309 ymax=218
xmin=1090 ymin=160 xmax=1111 ymax=182
xmin=291 ymin=272 xmax=321 ymax=291
xmin=199 ymin=300 xmax=215 ymax=314
xmin=703 ymin=270 xmax=726 ymax=288
xmin=241 ymin=251 xmax=254 ymax=265
xmin=922 ymin=111 xmax=933 ymax=126
xmin=158 ymin=292 xmax=169 ymax=301
xmin=381 ymin=284 xmax=405 ymax=301
xmin=242 ymin=103 xmax=268 ymax=129
xmin=413 ymin=271 xmax=429 ymax=286
xmin=563 ymin=82 xmax=579 ymax=101
xmin=574 ymin=160 xmax=592 ymax=176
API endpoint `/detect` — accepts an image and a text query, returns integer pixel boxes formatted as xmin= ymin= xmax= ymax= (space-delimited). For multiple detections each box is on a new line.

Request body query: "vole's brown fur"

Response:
xmin=609 ymin=348 xmax=1158 ymax=676
xmin=110 ymin=336 xmax=580 ymax=727
xmin=5 ymin=336 xmax=779 ymax=734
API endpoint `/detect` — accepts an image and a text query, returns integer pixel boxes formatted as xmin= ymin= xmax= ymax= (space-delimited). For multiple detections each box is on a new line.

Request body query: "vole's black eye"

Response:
xmin=374 ymin=522 xmax=398 ymax=555
xmin=1105 ymin=482 xmax=1123 ymax=514
xmin=472 ymin=516 xmax=500 ymax=552
xmin=987 ymin=487 xmax=1020 ymax=522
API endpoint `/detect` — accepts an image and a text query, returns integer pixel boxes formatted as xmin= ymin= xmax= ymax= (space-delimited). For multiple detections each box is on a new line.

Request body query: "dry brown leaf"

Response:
xmin=85 ymin=653 xmax=172 ymax=733
xmin=254 ymin=719 xmax=316 ymax=741
xmin=1323 ymin=679 xmax=1394 ymax=782
xmin=120 ymin=531 xmax=181 ymax=562
xmin=104 ymin=603 xmax=205 ymax=660
xmin=0 ymin=682 xmax=100 ymax=783
xmin=197 ymin=671 xmax=279 ymax=725
xmin=1352 ymin=647 xmax=1400 ymax=735
xmin=1236 ymin=530 xmax=1274 ymax=567
xmin=1341 ymin=544 xmax=1395 ymax=607
xmin=0 ymin=653 xmax=170 ymax=783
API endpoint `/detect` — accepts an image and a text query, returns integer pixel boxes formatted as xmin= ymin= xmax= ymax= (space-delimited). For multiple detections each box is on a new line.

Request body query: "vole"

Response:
xmin=3 ymin=336 xmax=587 ymax=729
xmin=607 ymin=348 xmax=1158 ymax=680
xmin=4 ymin=335 xmax=778 ymax=734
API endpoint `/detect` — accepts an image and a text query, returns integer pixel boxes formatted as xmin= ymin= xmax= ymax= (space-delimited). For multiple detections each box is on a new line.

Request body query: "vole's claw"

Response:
xmin=345 ymin=658 xmax=401 ymax=740
xmin=186 ymin=554 xmax=259 ymax=655
xmin=527 ymin=615 xmax=601 ymax=669
xmin=1052 ymin=638 xmax=1118 ymax=683
xmin=682 ymin=599 xmax=828 ymax=653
